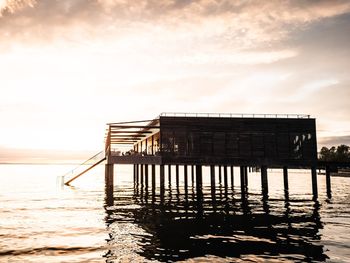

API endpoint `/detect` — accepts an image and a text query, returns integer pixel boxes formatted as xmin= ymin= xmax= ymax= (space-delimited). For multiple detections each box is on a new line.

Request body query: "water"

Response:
xmin=0 ymin=164 xmax=350 ymax=262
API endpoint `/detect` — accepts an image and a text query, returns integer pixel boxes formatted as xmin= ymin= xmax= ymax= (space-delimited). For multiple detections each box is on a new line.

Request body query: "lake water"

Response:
xmin=0 ymin=164 xmax=350 ymax=262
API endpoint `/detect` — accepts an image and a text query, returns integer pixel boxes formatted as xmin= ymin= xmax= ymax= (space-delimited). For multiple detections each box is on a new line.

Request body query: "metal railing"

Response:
xmin=160 ymin=112 xmax=310 ymax=119
xmin=62 ymin=151 xmax=105 ymax=184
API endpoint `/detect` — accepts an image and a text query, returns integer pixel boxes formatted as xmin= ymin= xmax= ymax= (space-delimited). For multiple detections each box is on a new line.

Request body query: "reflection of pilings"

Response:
xmin=196 ymin=165 xmax=203 ymax=199
xmin=230 ymin=166 xmax=234 ymax=189
xmin=326 ymin=166 xmax=332 ymax=198
xmin=261 ymin=165 xmax=268 ymax=198
xmin=151 ymin=164 xmax=156 ymax=196
xmin=176 ymin=164 xmax=179 ymax=189
xmin=311 ymin=166 xmax=318 ymax=199
xmin=160 ymin=164 xmax=165 ymax=198
xmin=105 ymin=164 xmax=114 ymax=207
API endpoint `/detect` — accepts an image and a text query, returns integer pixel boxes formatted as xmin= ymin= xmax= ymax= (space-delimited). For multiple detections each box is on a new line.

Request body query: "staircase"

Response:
xmin=63 ymin=151 xmax=106 ymax=185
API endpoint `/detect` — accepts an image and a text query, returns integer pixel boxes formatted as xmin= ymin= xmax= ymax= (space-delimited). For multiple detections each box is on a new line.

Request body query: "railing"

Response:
xmin=160 ymin=112 xmax=310 ymax=119
xmin=63 ymin=151 xmax=105 ymax=184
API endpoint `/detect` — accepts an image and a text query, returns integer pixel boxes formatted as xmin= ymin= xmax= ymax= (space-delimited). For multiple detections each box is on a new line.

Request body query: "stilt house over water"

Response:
xmin=105 ymin=112 xmax=317 ymax=168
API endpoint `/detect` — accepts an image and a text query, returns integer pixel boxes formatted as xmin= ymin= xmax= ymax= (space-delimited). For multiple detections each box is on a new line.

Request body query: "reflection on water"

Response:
xmin=0 ymin=165 xmax=350 ymax=262
xmin=104 ymin=172 xmax=327 ymax=262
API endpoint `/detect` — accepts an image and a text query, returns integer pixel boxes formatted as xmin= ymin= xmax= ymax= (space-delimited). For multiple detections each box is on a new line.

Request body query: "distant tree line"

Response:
xmin=319 ymin=144 xmax=350 ymax=162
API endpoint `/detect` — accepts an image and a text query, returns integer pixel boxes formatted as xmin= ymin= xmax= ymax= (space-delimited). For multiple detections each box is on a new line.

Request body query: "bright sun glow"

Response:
xmin=1 ymin=0 xmax=350 ymax=161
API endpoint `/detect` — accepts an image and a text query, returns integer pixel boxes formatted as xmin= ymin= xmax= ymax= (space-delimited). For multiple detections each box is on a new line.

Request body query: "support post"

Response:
xmin=152 ymin=164 xmax=156 ymax=195
xmin=160 ymin=164 xmax=165 ymax=197
xmin=184 ymin=165 xmax=188 ymax=197
xmin=140 ymin=164 xmax=144 ymax=187
xmin=283 ymin=166 xmax=289 ymax=191
xmin=168 ymin=164 xmax=171 ymax=185
xmin=210 ymin=165 xmax=215 ymax=194
xmin=230 ymin=165 xmax=234 ymax=189
xmin=145 ymin=164 xmax=149 ymax=192
xmin=261 ymin=165 xmax=268 ymax=197
xmin=196 ymin=165 xmax=202 ymax=198
xmin=240 ymin=166 xmax=246 ymax=196
xmin=244 ymin=166 xmax=248 ymax=188
xmin=326 ymin=166 xmax=331 ymax=198
xmin=105 ymin=164 xmax=114 ymax=206
xmin=224 ymin=165 xmax=228 ymax=189
xmin=176 ymin=164 xmax=179 ymax=189
xmin=135 ymin=164 xmax=139 ymax=185
xmin=133 ymin=164 xmax=136 ymax=182
xmin=219 ymin=165 xmax=222 ymax=184
xmin=184 ymin=165 xmax=188 ymax=190
xmin=191 ymin=165 xmax=194 ymax=187
xmin=105 ymin=164 xmax=114 ymax=187
xmin=311 ymin=166 xmax=318 ymax=199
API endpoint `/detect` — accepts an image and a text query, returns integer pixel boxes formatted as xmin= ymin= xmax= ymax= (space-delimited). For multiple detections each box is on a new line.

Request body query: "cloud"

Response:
xmin=1 ymin=0 xmax=350 ymax=50
xmin=319 ymin=135 xmax=350 ymax=148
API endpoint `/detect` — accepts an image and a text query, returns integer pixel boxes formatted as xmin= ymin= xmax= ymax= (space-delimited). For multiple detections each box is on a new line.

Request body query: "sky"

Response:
xmin=0 ymin=0 xmax=350 ymax=163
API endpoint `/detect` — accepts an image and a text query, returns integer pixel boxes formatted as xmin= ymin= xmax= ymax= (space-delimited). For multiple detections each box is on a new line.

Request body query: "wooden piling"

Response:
xmin=224 ymin=165 xmax=228 ymax=191
xmin=151 ymin=164 xmax=156 ymax=194
xmin=326 ymin=166 xmax=331 ymax=198
xmin=184 ymin=165 xmax=188 ymax=197
xmin=210 ymin=165 xmax=215 ymax=194
xmin=261 ymin=165 xmax=268 ymax=196
xmin=104 ymin=164 xmax=114 ymax=207
xmin=184 ymin=165 xmax=188 ymax=190
xmin=230 ymin=165 xmax=234 ymax=189
xmin=145 ymin=164 xmax=149 ymax=192
xmin=168 ymin=164 xmax=171 ymax=185
xmin=240 ymin=166 xmax=245 ymax=194
xmin=244 ymin=166 xmax=248 ymax=187
xmin=191 ymin=165 xmax=194 ymax=187
xmin=160 ymin=164 xmax=165 ymax=197
xmin=105 ymin=164 xmax=114 ymax=188
xmin=311 ymin=166 xmax=318 ymax=199
xmin=283 ymin=166 xmax=289 ymax=191
xmin=176 ymin=164 xmax=179 ymax=189
xmin=135 ymin=164 xmax=139 ymax=185
xmin=140 ymin=164 xmax=144 ymax=187
xmin=196 ymin=165 xmax=203 ymax=198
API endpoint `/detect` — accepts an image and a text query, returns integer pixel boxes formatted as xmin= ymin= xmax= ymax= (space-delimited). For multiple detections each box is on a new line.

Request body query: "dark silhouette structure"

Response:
xmin=64 ymin=112 xmax=349 ymax=199
xmin=101 ymin=113 xmax=322 ymax=200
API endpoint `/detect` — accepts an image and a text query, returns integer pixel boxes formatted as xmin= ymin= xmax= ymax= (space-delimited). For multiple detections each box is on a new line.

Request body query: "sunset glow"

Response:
xmin=1 ymin=0 xmax=350 ymax=162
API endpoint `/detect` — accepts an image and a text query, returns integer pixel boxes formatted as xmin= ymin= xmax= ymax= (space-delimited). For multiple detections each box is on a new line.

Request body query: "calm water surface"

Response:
xmin=0 ymin=164 xmax=350 ymax=262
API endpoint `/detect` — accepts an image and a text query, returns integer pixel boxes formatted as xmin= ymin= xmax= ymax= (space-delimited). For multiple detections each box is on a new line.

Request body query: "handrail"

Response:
xmin=160 ymin=112 xmax=310 ymax=119
xmin=64 ymin=157 xmax=106 ymax=185
xmin=63 ymin=151 xmax=105 ymax=184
